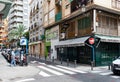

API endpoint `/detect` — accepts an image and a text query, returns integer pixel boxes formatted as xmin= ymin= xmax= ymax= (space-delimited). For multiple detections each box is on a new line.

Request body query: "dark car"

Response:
xmin=111 ymin=57 xmax=120 ymax=74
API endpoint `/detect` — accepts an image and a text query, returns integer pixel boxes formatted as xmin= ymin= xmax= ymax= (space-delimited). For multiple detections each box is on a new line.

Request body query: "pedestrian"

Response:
xmin=11 ymin=48 xmax=16 ymax=66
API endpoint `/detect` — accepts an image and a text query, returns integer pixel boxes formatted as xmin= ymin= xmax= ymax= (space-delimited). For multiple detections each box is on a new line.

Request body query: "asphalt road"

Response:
xmin=13 ymin=61 xmax=120 ymax=82
xmin=1 ymin=53 xmax=120 ymax=82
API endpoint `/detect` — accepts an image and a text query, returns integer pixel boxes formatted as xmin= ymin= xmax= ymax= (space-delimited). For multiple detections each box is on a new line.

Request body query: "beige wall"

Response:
xmin=62 ymin=0 xmax=71 ymax=19
xmin=43 ymin=0 xmax=55 ymax=27
xmin=94 ymin=0 xmax=120 ymax=12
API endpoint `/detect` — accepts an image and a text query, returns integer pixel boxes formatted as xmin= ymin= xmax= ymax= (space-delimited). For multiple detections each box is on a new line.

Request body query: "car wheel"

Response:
xmin=113 ymin=70 xmax=118 ymax=75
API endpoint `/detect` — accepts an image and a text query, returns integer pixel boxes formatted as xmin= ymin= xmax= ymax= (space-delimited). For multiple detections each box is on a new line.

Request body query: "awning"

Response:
xmin=55 ymin=36 xmax=90 ymax=48
xmin=95 ymin=35 xmax=120 ymax=43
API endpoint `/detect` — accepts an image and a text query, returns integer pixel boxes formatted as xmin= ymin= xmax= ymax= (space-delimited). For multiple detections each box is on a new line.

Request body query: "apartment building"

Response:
xmin=8 ymin=0 xmax=29 ymax=31
xmin=0 ymin=0 xmax=12 ymax=48
xmin=29 ymin=0 xmax=45 ymax=57
xmin=7 ymin=0 xmax=29 ymax=47
xmin=44 ymin=0 xmax=120 ymax=66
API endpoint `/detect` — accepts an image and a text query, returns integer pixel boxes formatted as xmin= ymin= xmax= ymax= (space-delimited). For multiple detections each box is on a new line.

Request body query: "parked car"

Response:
xmin=111 ymin=57 xmax=120 ymax=74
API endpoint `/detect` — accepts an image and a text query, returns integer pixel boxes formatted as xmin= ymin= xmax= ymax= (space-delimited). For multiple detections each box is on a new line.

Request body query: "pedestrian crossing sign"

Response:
xmin=20 ymin=37 xmax=27 ymax=45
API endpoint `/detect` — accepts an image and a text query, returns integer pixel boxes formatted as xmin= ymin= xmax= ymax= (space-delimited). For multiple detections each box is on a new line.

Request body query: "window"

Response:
xmin=112 ymin=0 xmax=120 ymax=9
xmin=77 ymin=13 xmax=92 ymax=36
xmin=97 ymin=12 xmax=118 ymax=36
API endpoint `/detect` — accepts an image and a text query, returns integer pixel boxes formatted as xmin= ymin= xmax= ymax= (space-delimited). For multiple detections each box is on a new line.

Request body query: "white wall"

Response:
xmin=51 ymin=39 xmax=59 ymax=59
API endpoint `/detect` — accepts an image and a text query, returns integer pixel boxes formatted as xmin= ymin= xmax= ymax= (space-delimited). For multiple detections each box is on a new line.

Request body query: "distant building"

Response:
xmin=29 ymin=0 xmax=45 ymax=57
xmin=8 ymin=0 xmax=29 ymax=47
xmin=8 ymin=0 xmax=29 ymax=31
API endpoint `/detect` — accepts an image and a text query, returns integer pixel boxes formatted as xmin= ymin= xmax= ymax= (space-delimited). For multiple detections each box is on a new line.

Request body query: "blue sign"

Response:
xmin=20 ymin=37 xmax=27 ymax=45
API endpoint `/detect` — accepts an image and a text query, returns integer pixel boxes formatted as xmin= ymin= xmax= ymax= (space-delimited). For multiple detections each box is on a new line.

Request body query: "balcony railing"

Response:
xmin=55 ymin=11 xmax=62 ymax=22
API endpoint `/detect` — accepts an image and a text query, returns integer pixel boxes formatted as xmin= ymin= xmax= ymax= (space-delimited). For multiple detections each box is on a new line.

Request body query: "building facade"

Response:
xmin=29 ymin=0 xmax=45 ymax=57
xmin=44 ymin=0 xmax=120 ymax=66
xmin=8 ymin=0 xmax=29 ymax=30
xmin=7 ymin=0 xmax=29 ymax=47
xmin=0 ymin=0 xmax=12 ymax=49
xmin=0 ymin=19 xmax=9 ymax=48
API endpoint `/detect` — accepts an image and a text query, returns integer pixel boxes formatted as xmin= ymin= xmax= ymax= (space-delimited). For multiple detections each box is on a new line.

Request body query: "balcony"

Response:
xmin=55 ymin=11 xmax=62 ymax=22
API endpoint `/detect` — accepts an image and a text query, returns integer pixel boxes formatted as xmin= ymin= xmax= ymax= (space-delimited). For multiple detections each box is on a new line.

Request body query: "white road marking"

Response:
xmin=56 ymin=65 xmax=87 ymax=73
xmin=31 ymin=61 xmax=37 ymax=63
xmin=38 ymin=62 xmax=46 ymax=65
xmin=111 ymin=76 xmax=120 ymax=79
xmin=48 ymin=65 xmax=76 ymax=74
xmin=39 ymin=71 xmax=51 ymax=77
xmin=38 ymin=66 xmax=64 ymax=75
xmin=90 ymin=70 xmax=102 ymax=73
xmin=99 ymin=72 xmax=112 ymax=75
xmin=15 ymin=78 xmax=35 ymax=82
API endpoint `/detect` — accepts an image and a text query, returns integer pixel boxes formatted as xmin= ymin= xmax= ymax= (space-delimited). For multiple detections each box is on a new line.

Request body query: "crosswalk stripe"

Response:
xmin=15 ymin=78 xmax=35 ymax=82
xmin=99 ymin=72 xmax=112 ymax=75
xmin=89 ymin=71 xmax=102 ymax=73
xmin=56 ymin=65 xmax=87 ymax=73
xmin=39 ymin=71 xmax=51 ymax=77
xmin=38 ymin=66 xmax=64 ymax=75
xmin=111 ymin=76 xmax=120 ymax=79
xmin=47 ymin=65 xmax=76 ymax=74
xmin=38 ymin=62 xmax=46 ymax=65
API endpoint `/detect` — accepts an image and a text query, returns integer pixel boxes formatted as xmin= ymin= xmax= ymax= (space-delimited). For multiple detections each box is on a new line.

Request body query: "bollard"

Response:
xmin=45 ymin=55 xmax=47 ymax=63
xmin=67 ymin=59 xmax=69 ymax=66
xmin=91 ymin=61 xmax=94 ymax=70
xmin=108 ymin=63 xmax=111 ymax=70
xmin=52 ymin=56 xmax=54 ymax=63
xmin=61 ymin=58 xmax=62 ymax=64
xmin=74 ymin=60 xmax=77 ymax=67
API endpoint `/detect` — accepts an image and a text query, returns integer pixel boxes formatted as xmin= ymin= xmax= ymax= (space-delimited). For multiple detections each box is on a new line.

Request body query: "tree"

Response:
xmin=8 ymin=24 xmax=27 ymax=47
xmin=23 ymin=31 xmax=29 ymax=41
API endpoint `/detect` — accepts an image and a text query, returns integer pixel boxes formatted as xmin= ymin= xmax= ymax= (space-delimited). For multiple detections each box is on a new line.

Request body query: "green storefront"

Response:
xmin=95 ymin=35 xmax=120 ymax=66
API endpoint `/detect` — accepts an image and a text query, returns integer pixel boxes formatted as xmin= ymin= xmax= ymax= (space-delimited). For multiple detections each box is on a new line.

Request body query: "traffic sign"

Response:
xmin=20 ymin=37 xmax=27 ymax=45
xmin=89 ymin=38 xmax=95 ymax=45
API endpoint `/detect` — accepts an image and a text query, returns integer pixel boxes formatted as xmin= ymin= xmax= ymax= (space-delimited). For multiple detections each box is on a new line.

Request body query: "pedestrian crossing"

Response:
xmin=34 ymin=61 xmax=120 ymax=79
xmin=37 ymin=64 xmax=87 ymax=77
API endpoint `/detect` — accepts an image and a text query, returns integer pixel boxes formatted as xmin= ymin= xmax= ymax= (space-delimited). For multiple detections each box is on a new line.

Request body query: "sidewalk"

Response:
xmin=29 ymin=56 xmax=109 ymax=72
xmin=0 ymin=53 xmax=39 ymax=82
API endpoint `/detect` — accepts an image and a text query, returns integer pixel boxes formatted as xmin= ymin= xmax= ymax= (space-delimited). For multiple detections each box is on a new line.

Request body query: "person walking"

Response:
xmin=11 ymin=48 xmax=16 ymax=66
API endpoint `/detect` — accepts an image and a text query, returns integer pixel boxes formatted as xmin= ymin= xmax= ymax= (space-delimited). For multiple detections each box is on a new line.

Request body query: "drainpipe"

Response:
xmin=93 ymin=9 xmax=96 ymax=33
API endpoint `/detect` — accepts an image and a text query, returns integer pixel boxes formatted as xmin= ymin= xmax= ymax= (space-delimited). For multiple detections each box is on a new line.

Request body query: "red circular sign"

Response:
xmin=89 ymin=38 xmax=95 ymax=45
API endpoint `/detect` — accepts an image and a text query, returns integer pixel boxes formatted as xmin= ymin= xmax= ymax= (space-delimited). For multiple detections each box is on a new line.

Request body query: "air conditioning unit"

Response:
xmin=60 ymin=33 xmax=65 ymax=39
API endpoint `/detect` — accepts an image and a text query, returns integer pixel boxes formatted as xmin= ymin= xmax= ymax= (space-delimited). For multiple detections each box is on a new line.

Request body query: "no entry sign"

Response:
xmin=89 ymin=38 xmax=95 ymax=45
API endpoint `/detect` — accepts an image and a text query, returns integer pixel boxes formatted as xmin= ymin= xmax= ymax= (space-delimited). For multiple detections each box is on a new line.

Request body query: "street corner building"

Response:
xmin=29 ymin=0 xmax=120 ymax=66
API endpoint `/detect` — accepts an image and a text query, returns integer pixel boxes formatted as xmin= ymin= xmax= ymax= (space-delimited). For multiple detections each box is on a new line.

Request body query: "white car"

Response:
xmin=111 ymin=57 xmax=120 ymax=74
